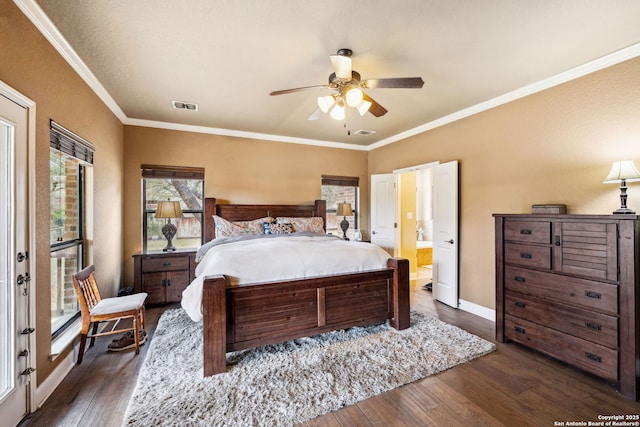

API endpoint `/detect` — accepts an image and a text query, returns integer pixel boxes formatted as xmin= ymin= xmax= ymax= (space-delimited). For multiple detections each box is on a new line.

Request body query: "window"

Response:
xmin=142 ymin=165 xmax=204 ymax=251
xmin=50 ymin=121 xmax=94 ymax=335
xmin=321 ymin=175 xmax=359 ymax=239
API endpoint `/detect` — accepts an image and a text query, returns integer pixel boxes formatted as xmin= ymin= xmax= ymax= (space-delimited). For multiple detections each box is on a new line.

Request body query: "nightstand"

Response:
xmin=132 ymin=250 xmax=196 ymax=305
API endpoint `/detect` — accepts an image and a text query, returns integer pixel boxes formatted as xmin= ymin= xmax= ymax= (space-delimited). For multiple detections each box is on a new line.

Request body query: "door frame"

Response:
xmin=0 ymin=80 xmax=37 ymax=414
xmin=393 ymin=161 xmax=440 ymax=263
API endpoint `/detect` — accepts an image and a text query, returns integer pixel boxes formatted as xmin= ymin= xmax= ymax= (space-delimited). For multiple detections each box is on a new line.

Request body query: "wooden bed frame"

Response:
xmin=201 ymin=197 xmax=410 ymax=376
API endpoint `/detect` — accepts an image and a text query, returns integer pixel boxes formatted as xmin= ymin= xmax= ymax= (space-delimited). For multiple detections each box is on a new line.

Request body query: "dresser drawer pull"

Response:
xmin=554 ymin=235 xmax=561 ymax=246
xmin=585 ymin=291 xmax=601 ymax=299
xmin=514 ymin=276 xmax=526 ymax=283
xmin=520 ymin=229 xmax=532 ymax=235
xmin=514 ymin=326 xmax=526 ymax=334
xmin=520 ymin=252 xmax=532 ymax=259
xmin=585 ymin=321 xmax=602 ymax=331
xmin=585 ymin=352 xmax=602 ymax=363
xmin=514 ymin=301 xmax=526 ymax=308
xmin=162 ymin=262 xmax=171 ymax=266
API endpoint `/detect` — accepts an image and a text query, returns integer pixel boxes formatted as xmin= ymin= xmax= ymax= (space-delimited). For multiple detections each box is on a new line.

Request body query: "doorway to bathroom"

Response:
xmin=393 ymin=161 xmax=459 ymax=308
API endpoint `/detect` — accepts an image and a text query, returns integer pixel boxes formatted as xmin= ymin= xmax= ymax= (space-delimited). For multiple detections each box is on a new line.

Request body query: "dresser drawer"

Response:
xmin=505 ymin=243 xmax=551 ymax=269
xmin=504 ymin=220 xmax=551 ymax=244
xmin=505 ymin=315 xmax=618 ymax=381
xmin=504 ymin=266 xmax=618 ymax=314
xmin=141 ymin=255 xmax=190 ymax=272
xmin=505 ymin=291 xmax=618 ymax=348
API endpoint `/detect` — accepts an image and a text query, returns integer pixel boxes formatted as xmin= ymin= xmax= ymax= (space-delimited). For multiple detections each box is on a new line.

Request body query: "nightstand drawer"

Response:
xmin=141 ymin=256 xmax=189 ymax=272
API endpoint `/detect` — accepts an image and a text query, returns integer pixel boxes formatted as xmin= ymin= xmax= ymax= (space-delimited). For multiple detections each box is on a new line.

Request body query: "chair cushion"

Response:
xmin=90 ymin=292 xmax=148 ymax=316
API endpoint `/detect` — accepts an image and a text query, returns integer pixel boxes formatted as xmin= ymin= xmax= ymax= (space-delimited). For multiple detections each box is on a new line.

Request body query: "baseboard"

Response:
xmin=458 ymin=299 xmax=495 ymax=322
xmin=35 ymin=341 xmax=79 ymax=408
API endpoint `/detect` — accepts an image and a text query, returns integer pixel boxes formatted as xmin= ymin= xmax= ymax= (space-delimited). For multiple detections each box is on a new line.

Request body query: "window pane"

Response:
xmin=144 ymin=177 xmax=204 ymax=250
xmin=321 ymin=185 xmax=358 ymax=238
xmin=145 ymin=212 xmax=202 ymax=251
xmin=50 ymin=245 xmax=81 ymax=333
xmin=50 ymin=151 xmax=81 ymax=244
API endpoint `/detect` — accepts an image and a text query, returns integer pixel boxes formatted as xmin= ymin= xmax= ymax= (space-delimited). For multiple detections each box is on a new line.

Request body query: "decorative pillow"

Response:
xmin=262 ymin=222 xmax=294 ymax=235
xmin=276 ymin=216 xmax=324 ymax=233
xmin=213 ymin=215 xmax=274 ymax=237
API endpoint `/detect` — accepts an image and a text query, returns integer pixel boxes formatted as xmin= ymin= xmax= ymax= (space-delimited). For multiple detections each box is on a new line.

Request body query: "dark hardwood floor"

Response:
xmin=20 ymin=273 xmax=639 ymax=426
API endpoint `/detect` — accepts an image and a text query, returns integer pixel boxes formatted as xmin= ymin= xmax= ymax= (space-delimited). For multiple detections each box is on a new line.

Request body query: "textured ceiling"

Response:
xmin=28 ymin=0 xmax=640 ymax=148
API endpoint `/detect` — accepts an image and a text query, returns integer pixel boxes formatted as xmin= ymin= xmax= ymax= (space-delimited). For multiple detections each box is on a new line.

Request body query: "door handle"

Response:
xmin=445 ymin=239 xmax=454 ymax=244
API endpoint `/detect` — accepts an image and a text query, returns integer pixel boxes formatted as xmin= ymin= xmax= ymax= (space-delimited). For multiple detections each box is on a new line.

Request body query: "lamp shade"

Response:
xmin=603 ymin=160 xmax=640 ymax=183
xmin=330 ymin=103 xmax=345 ymax=120
xmin=317 ymin=95 xmax=335 ymax=113
xmin=155 ymin=201 xmax=183 ymax=218
xmin=345 ymin=88 xmax=364 ymax=107
xmin=336 ymin=202 xmax=353 ymax=217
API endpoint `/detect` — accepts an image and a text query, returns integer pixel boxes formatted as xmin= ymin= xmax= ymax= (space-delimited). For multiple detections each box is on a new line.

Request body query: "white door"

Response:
xmin=0 ymin=93 xmax=31 ymax=426
xmin=370 ymin=174 xmax=396 ymax=254
xmin=432 ymin=161 xmax=459 ymax=307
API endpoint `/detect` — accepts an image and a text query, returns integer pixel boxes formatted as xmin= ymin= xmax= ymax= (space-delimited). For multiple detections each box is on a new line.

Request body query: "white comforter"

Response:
xmin=181 ymin=233 xmax=391 ymax=321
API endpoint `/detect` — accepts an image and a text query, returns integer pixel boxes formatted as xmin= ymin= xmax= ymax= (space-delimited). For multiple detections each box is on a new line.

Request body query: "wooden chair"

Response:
xmin=72 ymin=265 xmax=148 ymax=364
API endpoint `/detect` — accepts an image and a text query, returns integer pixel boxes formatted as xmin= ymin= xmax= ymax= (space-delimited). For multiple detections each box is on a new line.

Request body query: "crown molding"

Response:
xmin=16 ymin=0 xmax=640 ymax=153
xmin=125 ymin=118 xmax=369 ymax=151
xmin=368 ymin=42 xmax=640 ymax=151
xmin=14 ymin=0 xmax=128 ymax=122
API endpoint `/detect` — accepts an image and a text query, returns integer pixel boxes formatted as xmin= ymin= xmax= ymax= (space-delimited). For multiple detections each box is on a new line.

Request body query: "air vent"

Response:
xmin=171 ymin=100 xmax=199 ymax=111
xmin=353 ymin=129 xmax=376 ymax=136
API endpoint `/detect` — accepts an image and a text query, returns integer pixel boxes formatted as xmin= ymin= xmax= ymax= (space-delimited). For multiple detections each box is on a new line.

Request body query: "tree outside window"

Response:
xmin=142 ymin=165 xmax=204 ymax=251
xmin=321 ymin=175 xmax=359 ymax=239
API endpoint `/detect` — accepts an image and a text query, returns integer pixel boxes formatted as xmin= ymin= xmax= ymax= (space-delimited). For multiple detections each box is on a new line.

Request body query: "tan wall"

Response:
xmin=368 ymin=57 xmax=640 ymax=310
xmin=122 ymin=126 xmax=369 ymax=285
xmin=0 ymin=0 xmax=124 ymax=384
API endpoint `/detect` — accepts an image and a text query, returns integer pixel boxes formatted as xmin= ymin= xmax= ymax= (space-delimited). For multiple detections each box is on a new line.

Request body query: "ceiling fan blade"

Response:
xmin=362 ymin=93 xmax=388 ymax=117
xmin=330 ymin=54 xmax=352 ymax=79
xmin=307 ymin=106 xmax=323 ymax=121
xmin=270 ymin=85 xmax=329 ymax=96
xmin=362 ymin=77 xmax=425 ymax=89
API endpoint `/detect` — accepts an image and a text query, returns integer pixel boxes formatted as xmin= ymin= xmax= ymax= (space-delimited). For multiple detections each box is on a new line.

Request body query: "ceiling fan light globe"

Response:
xmin=345 ymin=88 xmax=363 ymax=107
xmin=330 ymin=104 xmax=345 ymax=120
xmin=317 ymin=95 xmax=335 ymax=113
xmin=356 ymin=100 xmax=372 ymax=116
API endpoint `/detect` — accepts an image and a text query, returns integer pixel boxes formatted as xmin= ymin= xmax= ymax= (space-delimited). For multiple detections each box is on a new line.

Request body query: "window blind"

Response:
xmin=141 ymin=164 xmax=205 ymax=180
xmin=50 ymin=120 xmax=95 ymax=165
xmin=321 ymin=175 xmax=359 ymax=187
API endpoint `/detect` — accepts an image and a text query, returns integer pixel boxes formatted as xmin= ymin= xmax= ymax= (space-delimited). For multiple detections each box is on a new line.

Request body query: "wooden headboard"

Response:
xmin=204 ymin=198 xmax=327 ymax=242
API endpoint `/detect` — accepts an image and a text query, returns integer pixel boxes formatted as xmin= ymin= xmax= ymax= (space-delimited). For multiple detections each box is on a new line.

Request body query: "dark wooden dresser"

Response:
xmin=494 ymin=214 xmax=639 ymax=400
xmin=133 ymin=250 xmax=196 ymax=305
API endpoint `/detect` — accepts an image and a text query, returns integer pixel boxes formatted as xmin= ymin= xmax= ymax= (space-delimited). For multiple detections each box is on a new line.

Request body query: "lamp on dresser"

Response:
xmin=603 ymin=160 xmax=640 ymax=214
xmin=336 ymin=202 xmax=353 ymax=240
xmin=155 ymin=200 xmax=183 ymax=251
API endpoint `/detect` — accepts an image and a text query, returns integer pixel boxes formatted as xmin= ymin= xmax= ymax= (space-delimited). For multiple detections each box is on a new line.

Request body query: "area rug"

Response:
xmin=123 ymin=308 xmax=495 ymax=426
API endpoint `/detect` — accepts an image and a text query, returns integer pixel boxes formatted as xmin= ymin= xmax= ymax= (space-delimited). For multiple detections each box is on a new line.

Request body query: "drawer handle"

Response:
xmin=161 ymin=279 xmax=167 ymax=286
xmin=585 ymin=352 xmax=602 ymax=363
xmin=162 ymin=262 xmax=171 ymax=267
xmin=514 ymin=326 xmax=526 ymax=334
xmin=585 ymin=291 xmax=601 ymax=299
xmin=520 ymin=253 xmax=532 ymax=259
xmin=514 ymin=301 xmax=526 ymax=308
xmin=520 ymin=229 xmax=532 ymax=235
xmin=514 ymin=276 xmax=526 ymax=283
xmin=554 ymin=235 xmax=561 ymax=246
xmin=585 ymin=321 xmax=602 ymax=331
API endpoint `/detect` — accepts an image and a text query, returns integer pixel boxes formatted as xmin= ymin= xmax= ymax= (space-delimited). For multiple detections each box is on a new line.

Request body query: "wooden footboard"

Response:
xmin=202 ymin=257 xmax=410 ymax=376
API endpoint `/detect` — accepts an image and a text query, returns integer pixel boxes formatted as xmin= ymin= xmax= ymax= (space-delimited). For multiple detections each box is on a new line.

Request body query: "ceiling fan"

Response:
xmin=269 ymin=48 xmax=424 ymax=120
